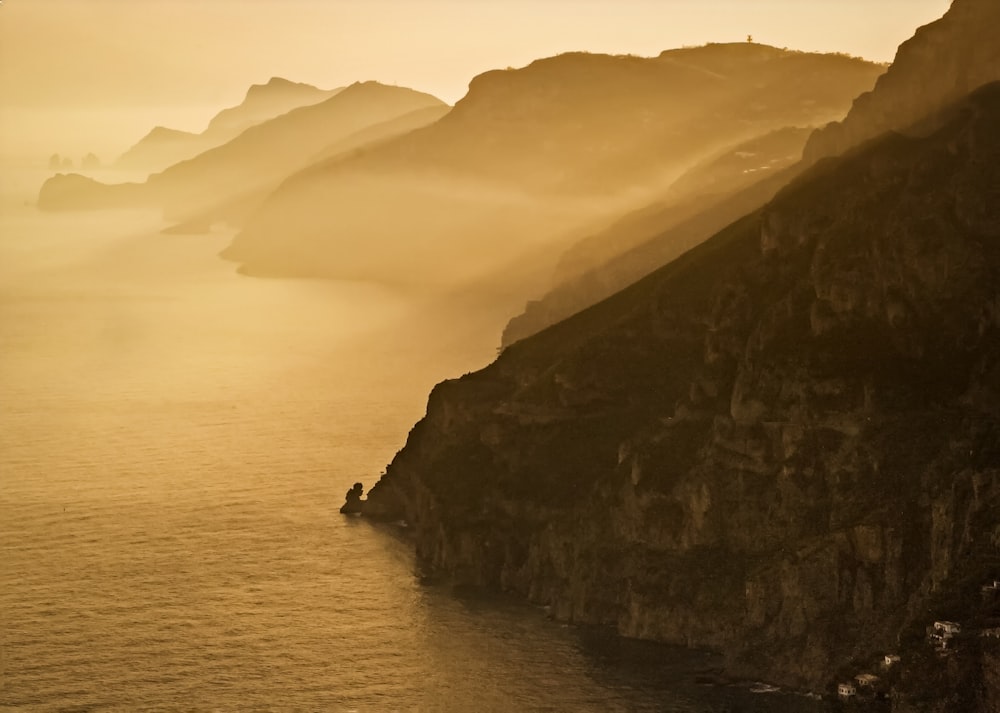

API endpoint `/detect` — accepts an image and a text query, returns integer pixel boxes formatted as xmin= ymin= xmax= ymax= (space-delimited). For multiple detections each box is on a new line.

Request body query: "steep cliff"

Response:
xmin=362 ymin=83 xmax=1000 ymax=703
xmin=803 ymin=0 xmax=1000 ymax=162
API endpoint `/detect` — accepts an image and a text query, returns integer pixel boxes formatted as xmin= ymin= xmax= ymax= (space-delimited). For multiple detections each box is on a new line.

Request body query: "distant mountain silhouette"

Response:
xmin=161 ymin=104 xmax=452 ymax=234
xmin=115 ymin=126 xmax=207 ymax=174
xmin=146 ymin=82 xmax=446 ymax=218
xmin=114 ymin=78 xmax=339 ymax=173
xmin=223 ymin=44 xmax=882 ymax=286
xmin=203 ymin=77 xmax=338 ymax=138
xmin=803 ymin=0 xmax=1000 ymax=161
xmin=39 ymin=82 xmax=448 ymax=219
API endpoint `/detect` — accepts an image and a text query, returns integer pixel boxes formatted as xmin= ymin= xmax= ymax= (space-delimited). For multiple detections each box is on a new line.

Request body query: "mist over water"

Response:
xmin=0 ymin=201 xmax=833 ymax=711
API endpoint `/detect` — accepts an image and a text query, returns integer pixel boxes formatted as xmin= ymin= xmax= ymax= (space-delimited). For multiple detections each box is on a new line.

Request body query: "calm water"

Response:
xmin=0 ymin=202 xmax=829 ymax=711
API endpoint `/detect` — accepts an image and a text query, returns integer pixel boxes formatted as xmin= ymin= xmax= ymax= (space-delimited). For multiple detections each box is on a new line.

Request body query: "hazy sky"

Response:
xmin=0 ymin=0 xmax=952 ymax=159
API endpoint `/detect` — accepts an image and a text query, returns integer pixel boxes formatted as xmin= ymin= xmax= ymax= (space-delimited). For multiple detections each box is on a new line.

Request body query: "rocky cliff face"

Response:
xmin=114 ymin=126 xmax=204 ymax=173
xmin=803 ymin=0 xmax=1000 ymax=162
xmin=363 ymin=83 xmax=1000 ymax=703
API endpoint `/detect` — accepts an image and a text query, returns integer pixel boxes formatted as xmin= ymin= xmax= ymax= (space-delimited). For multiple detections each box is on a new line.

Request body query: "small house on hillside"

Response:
xmin=838 ymin=682 xmax=857 ymax=698
xmin=855 ymin=673 xmax=880 ymax=688
xmin=933 ymin=620 xmax=961 ymax=637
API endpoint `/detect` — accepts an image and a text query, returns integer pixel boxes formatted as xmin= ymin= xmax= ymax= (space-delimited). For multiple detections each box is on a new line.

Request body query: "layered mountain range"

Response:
xmin=36 ymin=44 xmax=880 ymax=293
xmin=355 ymin=0 xmax=1000 ymax=706
xmin=39 ymin=82 xmax=447 ymax=220
xmin=221 ymin=44 xmax=881 ymax=286
xmin=115 ymin=77 xmax=340 ymax=173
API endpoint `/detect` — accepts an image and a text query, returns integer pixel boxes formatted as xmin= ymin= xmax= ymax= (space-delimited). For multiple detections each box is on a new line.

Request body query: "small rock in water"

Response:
xmin=340 ymin=482 xmax=365 ymax=514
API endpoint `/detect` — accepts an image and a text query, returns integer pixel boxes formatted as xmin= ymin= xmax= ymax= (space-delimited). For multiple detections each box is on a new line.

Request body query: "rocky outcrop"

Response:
xmin=803 ymin=0 xmax=1000 ymax=163
xmin=361 ymin=83 xmax=1000 ymax=703
xmin=339 ymin=483 xmax=365 ymax=515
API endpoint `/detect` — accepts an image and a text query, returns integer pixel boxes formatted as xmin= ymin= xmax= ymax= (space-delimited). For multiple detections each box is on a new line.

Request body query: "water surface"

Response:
xmin=0 ymin=205 xmax=829 ymax=711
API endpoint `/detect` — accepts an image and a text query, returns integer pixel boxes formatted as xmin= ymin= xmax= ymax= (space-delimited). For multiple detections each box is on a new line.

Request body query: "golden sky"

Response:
xmin=0 ymin=0 xmax=952 ymax=159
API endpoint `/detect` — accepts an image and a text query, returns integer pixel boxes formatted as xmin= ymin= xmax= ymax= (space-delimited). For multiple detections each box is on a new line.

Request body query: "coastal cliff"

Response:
xmin=362 ymin=83 xmax=1000 ymax=704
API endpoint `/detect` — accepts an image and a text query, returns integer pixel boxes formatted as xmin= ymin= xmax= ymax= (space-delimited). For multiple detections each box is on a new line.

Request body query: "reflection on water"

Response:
xmin=0 ymin=206 xmax=829 ymax=711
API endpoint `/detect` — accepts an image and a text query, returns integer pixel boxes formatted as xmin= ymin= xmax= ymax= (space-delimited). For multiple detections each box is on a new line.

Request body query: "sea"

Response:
xmin=0 ymin=176 xmax=832 ymax=711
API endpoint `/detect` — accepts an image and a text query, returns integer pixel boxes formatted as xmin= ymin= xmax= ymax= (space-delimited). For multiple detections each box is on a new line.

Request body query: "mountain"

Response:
xmin=803 ymin=0 xmax=1000 ymax=162
xmin=202 ymin=76 xmax=338 ymax=138
xmin=223 ymin=44 xmax=882 ymax=286
xmin=358 ymin=81 xmax=1000 ymax=706
xmin=114 ymin=126 xmax=205 ymax=173
xmin=39 ymin=82 xmax=448 ymax=218
xmin=114 ymin=77 xmax=339 ymax=173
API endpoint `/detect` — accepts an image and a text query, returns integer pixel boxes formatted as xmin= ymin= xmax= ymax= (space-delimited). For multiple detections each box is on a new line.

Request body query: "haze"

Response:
xmin=0 ymin=0 xmax=950 ymax=163
xmin=5 ymin=0 xmax=999 ymax=708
